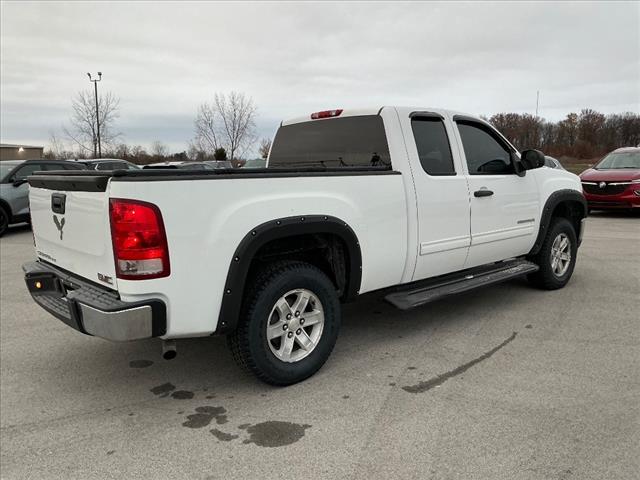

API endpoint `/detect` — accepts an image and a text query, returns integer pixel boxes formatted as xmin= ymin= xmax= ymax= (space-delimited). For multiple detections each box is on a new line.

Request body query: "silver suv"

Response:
xmin=0 ymin=160 xmax=85 ymax=236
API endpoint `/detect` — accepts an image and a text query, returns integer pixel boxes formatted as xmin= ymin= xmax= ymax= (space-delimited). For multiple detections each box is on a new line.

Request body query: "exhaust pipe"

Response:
xmin=162 ymin=340 xmax=177 ymax=360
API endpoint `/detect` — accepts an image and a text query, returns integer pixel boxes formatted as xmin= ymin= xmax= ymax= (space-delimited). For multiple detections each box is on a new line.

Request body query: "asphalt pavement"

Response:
xmin=1 ymin=213 xmax=638 ymax=480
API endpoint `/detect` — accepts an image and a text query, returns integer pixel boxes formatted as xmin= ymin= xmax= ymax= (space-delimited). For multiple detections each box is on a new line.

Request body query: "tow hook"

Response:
xmin=162 ymin=339 xmax=177 ymax=360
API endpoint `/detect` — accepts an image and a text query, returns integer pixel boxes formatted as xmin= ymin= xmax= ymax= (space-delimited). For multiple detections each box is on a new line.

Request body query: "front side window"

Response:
xmin=411 ymin=117 xmax=455 ymax=175
xmin=457 ymin=122 xmax=515 ymax=175
xmin=268 ymin=115 xmax=391 ymax=168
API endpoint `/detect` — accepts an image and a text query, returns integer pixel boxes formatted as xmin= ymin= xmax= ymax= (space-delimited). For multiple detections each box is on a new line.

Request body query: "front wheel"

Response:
xmin=227 ymin=261 xmax=341 ymax=386
xmin=527 ymin=217 xmax=578 ymax=290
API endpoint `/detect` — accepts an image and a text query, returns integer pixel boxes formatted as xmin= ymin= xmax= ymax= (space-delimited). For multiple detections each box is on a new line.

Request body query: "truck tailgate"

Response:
xmin=29 ymin=186 xmax=118 ymax=289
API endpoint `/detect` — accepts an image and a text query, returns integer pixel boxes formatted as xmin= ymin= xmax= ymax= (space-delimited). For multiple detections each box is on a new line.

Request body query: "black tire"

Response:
xmin=0 ymin=205 xmax=8 ymax=237
xmin=527 ymin=217 xmax=578 ymax=290
xmin=227 ymin=260 xmax=341 ymax=386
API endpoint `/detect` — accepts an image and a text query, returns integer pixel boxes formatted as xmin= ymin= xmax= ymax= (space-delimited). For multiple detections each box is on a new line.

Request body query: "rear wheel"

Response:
xmin=0 ymin=205 xmax=8 ymax=237
xmin=227 ymin=261 xmax=341 ymax=386
xmin=527 ymin=217 xmax=577 ymax=290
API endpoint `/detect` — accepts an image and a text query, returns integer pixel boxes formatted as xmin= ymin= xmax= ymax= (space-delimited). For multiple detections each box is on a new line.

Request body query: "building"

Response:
xmin=0 ymin=143 xmax=44 ymax=161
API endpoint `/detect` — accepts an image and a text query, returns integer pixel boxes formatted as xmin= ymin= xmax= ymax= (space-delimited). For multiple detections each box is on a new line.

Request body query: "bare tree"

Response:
xmin=63 ymin=90 xmax=121 ymax=158
xmin=150 ymin=140 xmax=169 ymax=158
xmin=259 ymin=138 xmax=272 ymax=159
xmin=193 ymin=91 xmax=257 ymax=160
xmin=44 ymin=131 xmax=67 ymax=159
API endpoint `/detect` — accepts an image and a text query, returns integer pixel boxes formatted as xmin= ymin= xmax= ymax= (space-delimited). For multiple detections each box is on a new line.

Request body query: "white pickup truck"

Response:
xmin=24 ymin=107 xmax=587 ymax=385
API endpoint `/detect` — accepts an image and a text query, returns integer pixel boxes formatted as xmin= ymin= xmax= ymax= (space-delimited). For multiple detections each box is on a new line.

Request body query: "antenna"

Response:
xmin=536 ymin=90 xmax=540 ymax=118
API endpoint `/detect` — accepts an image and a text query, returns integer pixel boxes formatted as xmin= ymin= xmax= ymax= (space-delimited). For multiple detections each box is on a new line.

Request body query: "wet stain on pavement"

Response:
xmin=407 ymin=366 xmax=417 ymax=370
xmin=171 ymin=390 xmax=194 ymax=400
xmin=106 ymin=450 xmax=115 ymax=455
xmin=525 ymin=324 xmax=533 ymax=329
xmin=210 ymin=428 xmax=239 ymax=442
xmin=342 ymin=395 xmax=350 ymax=399
xmin=150 ymin=382 xmax=175 ymax=397
xmin=129 ymin=359 xmax=153 ymax=368
xmin=238 ymin=423 xmax=250 ymax=430
xmin=242 ymin=421 xmax=311 ymax=447
xmin=182 ymin=406 xmax=227 ymax=429
xmin=389 ymin=382 xmax=396 ymax=386
xmin=402 ymin=332 xmax=518 ymax=394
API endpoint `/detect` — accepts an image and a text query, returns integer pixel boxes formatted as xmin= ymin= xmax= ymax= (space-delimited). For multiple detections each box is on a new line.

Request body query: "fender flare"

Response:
xmin=529 ymin=189 xmax=587 ymax=256
xmin=215 ymin=215 xmax=362 ymax=334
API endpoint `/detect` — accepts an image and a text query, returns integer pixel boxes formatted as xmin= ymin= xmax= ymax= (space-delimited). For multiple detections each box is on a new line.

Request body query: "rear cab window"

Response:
xmin=268 ymin=115 xmax=391 ymax=169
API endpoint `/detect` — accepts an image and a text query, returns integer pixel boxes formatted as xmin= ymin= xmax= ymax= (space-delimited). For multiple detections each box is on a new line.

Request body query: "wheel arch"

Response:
xmin=529 ymin=189 xmax=587 ymax=256
xmin=0 ymin=198 xmax=13 ymax=222
xmin=215 ymin=215 xmax=362 ymax=334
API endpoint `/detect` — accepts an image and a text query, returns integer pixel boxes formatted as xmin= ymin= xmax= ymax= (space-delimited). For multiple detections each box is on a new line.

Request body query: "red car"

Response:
xmin=580 ymin=147 xmax=640 ymax=211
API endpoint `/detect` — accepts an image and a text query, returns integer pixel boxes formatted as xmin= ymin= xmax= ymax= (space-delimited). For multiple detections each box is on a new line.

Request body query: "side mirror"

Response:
xmin=520 ymin=149 xmax=546 ymax=170
xmin=12 ymin=178 xmax=27 ymax=187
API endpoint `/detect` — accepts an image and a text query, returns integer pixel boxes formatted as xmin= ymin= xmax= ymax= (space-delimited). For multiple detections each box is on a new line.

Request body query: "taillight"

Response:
xmin=310 ymin=109 xmax=343 ymax=119
xmin=109 ymin=198 xmax=170 ymax=280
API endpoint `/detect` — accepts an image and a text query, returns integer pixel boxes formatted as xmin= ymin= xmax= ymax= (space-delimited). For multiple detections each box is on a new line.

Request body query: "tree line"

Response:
xmin=45 ymin=86 xmax=639 ymax=163
xmin=487 ymin=110 xmax=640 ymax=159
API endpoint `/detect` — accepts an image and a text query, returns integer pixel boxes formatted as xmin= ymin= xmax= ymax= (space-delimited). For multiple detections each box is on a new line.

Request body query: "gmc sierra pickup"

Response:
xmin=23 ymin=106 xmax=587 ymax=385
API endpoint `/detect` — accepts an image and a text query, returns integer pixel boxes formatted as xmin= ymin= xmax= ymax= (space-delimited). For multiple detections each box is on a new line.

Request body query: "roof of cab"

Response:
xmin=612 ymin=147 xmax=640 ymax=153
xmin=281 ymin=106 xmax=476 ymax=126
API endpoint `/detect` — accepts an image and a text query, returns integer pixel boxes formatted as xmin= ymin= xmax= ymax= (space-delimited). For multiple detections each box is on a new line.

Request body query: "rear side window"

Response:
xmin=457 ymin=122 xmax=514 ymax=175
xmin=268 ymin=115 xmax=391 ymax=168
xmin=96 ymin=162 xmax=123 ymax=170
xmin=13 ymin=163 xmax=45 ymax=179
xmin=411 ymin=117 xmax=455 ymax=175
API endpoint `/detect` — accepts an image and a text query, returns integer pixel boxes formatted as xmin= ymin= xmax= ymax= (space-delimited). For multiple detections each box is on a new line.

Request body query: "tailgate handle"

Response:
xmin=51 ymin=193 xmax=66 ymax=214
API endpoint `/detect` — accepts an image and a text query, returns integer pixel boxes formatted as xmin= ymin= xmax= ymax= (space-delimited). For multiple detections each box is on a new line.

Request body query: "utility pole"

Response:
xmin=87 ymin=72 xmax=102 ymax=158
xmin=535 ymin=90 xmax=540 ymax=118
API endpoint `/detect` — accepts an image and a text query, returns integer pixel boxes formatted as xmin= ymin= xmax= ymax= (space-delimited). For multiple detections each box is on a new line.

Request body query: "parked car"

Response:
xmin=544 ymin=156 xmax=566 ymax=170
xmin=143 ymin=161 xmax=215 ymax=170
xmin=579 ymin=147 xmax=640 ymax=211
xmin=242 ymin=159 xmax=267 ymax=169
xmin=0 ymin=159 xmax=85 ymax=236
xmin=80 ymin=158 xmax=141 ymax=170
xmin=23 ymin=106 xmax=586 ymax=385
xmin=204 ymin=160 xmax=234 ymax=169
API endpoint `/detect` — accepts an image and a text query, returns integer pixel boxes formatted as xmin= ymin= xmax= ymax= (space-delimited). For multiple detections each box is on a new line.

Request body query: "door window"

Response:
xmin=13 ymin=163 xmax=45 ymax=180
xmin=411 ymin=117 xmax=455 ymax=175
xmin=457 ymin=122 xmax=515 ymax=175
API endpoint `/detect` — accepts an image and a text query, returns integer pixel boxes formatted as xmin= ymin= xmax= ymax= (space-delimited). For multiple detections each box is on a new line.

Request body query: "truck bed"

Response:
xmin=27 ymin=165 xmax=408 ymax=337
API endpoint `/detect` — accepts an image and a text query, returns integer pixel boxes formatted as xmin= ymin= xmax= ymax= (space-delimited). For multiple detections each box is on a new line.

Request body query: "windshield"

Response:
xmin=595 ymin=151 xmax=640 ymax=170
xmin=0 ymin=162 xmax=19 ymax=180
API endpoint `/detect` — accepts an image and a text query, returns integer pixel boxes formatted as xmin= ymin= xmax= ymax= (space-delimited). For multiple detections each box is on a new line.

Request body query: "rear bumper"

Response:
xmin=23 ymin=261 xmax=166 ymax=341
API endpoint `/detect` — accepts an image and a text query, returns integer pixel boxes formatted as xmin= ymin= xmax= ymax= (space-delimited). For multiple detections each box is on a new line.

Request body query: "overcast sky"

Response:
xmin=1 ymin=1 xmax=638 ymax=155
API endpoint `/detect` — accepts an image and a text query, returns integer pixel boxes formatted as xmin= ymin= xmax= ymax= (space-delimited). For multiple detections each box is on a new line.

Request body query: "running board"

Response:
xmin=385 ymin=260 xmax=539 ymax=310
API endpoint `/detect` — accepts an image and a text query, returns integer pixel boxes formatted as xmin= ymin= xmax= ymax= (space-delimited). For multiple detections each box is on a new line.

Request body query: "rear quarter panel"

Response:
xmin=109 ymin=174 xmax=408 ymax=337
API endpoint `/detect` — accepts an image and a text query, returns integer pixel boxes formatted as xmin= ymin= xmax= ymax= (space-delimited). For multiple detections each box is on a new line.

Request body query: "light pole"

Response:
xmin=87 ymin=72 xmax=102 ymax=158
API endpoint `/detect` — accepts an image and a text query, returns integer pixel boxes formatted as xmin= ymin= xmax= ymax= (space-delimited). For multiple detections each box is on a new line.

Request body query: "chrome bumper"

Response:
xmin=23 ymin=261 xmax=166 ymax=342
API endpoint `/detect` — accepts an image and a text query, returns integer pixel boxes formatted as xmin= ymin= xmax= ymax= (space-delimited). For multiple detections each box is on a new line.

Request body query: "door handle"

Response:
xmin=474 ymin=189 xmax=494 ymax=198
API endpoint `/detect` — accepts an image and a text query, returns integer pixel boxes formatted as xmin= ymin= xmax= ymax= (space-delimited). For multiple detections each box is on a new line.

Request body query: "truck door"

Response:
xmin=402 ymin=113 xmax=472 ymax=280
xmin=452 ymin=117 xmax=540 ymax=268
